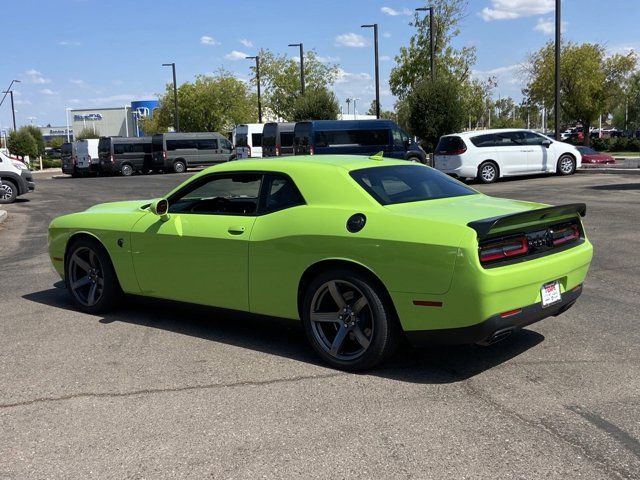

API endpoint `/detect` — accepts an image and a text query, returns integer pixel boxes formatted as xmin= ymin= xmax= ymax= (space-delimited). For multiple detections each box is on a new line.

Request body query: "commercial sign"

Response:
xmin=73 ymin=113 xmax=103 ymax=121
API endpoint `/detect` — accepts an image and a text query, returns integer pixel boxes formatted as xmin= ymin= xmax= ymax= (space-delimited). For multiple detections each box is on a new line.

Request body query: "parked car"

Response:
xmin=433 ymin=129 xmax=582 ymax=183
xmin=293 ymin=120 xmax=426 ymax=163
xmin=75 ymin=139 xmax=100 ymax=175
xmin=98 ymin=137 xmax=153 ymax=176
xmin=575 ymin=146 xmax=615 ymax=164
xmin=45 ymin=147 xmax=62 ymax=158
xmin=150 ymin=132 xmax=233 ymax=173
xmin=60 ymin=142 xmax=78 ymax=176
xmin=233 ymin=123 xmax=263 ymax=159
xmin=0 ymin=151 xmax=35 ymax=204
xmin=48 ymin=155 xmax=593 ymax=370
xmin=262 ymin=122 xmax=295 ymax=157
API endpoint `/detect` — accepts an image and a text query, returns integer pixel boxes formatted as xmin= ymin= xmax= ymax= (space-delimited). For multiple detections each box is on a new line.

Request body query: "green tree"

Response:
xmin=366 ymin=100 xmax=397 ymax=121
xmin=524 ymin=42 xmax=636 ymax=145
xmin=7 ymin=129 xmax=38 ymax=158
xmin=389 ymin=0 xmax=476 ymax=99
xmin=22 ymin=125 xmax=45 ymax=156
xmin=290 ymin=87 xmax=340 ymax=121
xmin=403 ymin=77 xmax=465 ymax=152
xmin=460 ymin=77 xmax=495 ymax=129
xmin=76 ymin=127 xmax=101 ymax=140
xmin=611 ymin=70 xmax=640 ymax=131
xmin=252 ymin=49 xmax=339 ymax=120
xmin=154 ymin=70 xmax=257 ymax=132
xmin=48 ymin=137 xmax=64 ymax=148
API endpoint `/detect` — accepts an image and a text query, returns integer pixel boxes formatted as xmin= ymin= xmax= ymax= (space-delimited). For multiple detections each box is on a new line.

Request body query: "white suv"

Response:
xmin=433 ymin=129 xmax=582 ymax=183
xmin=0 ymin=151 xmax=35 ymax=204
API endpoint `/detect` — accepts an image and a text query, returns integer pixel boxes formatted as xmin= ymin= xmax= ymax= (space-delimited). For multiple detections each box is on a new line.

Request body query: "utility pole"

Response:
xmin=246 ymin=56 xmax=262 ymax=123
xmin=416 ymin=6 xmax=435 ymax=81
xmin=288 ymin=43 xmax=305 ymax=94
xmin=361 ymin=24 xmax=380 ymax=118
xmin=554 ymin=0 xmax=561 ymax=140
xmin=162 ymin=63 xmax=179 ymax=132
xmin=353 ymin=98 xmax=360 ymax=119
xmin=346 ymin=98 xmax=351 ymax=116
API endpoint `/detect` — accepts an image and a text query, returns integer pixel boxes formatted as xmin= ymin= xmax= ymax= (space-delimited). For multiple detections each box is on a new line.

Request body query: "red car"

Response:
xmin=576 ymin=146 xmax=616 ymax=164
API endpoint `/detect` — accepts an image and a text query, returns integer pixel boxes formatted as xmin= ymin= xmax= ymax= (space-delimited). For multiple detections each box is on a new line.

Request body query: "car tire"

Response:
xmin=557 ymin=155 xmax=576 ymax=176
xmin=407 ymin=156 xmax=423 ymax=164
xmin=65 ymin=237 xmax=122 ymax=314
xmin=302 ymin=268 xmax=400 ymax=371
xmin=477 ymin=161 xmax=499 ymax=184
xmin=0 ymin=179 xmax=18 ymax=204
xmin=120 ymin=164 xmax=134 ymax=177
xmin=173 ymin=160 xmax=186 ymax=174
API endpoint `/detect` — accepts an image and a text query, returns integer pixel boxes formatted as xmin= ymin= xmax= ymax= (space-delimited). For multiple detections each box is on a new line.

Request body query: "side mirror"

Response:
xmin=542 ymin=139 xmax=552 ymax=148
xmin=150 ymin=198 xmax=170 ymax=220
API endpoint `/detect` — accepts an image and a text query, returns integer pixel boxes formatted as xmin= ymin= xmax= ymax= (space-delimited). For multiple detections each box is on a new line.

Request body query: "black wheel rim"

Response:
xmin=0 ymin=184 xmax=14 ymax=200
xmin=309 ymin=280 xmax=374 ymax=361
xmin=69 ymin=246 xmax=104 ymax=307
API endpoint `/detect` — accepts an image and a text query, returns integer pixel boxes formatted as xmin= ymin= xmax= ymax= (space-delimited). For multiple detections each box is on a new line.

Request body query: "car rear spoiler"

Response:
xmin=468 ymin=203 xmax=586 ymax=240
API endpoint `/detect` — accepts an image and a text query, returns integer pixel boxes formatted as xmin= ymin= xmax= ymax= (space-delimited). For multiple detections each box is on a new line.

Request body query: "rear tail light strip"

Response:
xmin=480 ymin=236 xmax=528 ymax=264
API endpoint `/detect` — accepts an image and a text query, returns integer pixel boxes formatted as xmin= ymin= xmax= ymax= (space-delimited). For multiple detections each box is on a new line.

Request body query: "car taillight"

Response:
xmin=309 ymin=145 xmax=314 ymax=156
xmin=439 ymin=147 xmax=467 ymax=155
xmin=163 ymin=150 xmax=167 ymax=160
xmin=276 ymin=145 xmax=280 ymax=156
xmin=72 ymin=155 xmax=77 ymax=165
xmin=552 ymin=225 xmax=580 ymax=246
xmin=109 ymin=154 xmax=114 ymax=163
xmin=479 ymin=236 xmax=529 ymax=264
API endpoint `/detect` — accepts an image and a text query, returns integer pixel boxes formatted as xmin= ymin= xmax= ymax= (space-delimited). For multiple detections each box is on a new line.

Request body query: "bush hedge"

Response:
xmin=590 ymin=137 xmax=640 ymax=152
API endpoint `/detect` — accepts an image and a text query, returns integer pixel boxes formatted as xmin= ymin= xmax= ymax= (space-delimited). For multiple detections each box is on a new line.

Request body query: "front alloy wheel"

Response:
xmin=0 ymin=180 xmax=17 ymax=204
xmin=302 ymin=269 xmax=399 ymax=371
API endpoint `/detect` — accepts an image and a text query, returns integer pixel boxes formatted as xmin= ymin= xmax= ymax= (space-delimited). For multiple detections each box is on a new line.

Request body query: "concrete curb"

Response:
xmin=578 ymin=168 xmax=640 ymax=175
xmin=0 ymin=210 xmax=7 ymax=225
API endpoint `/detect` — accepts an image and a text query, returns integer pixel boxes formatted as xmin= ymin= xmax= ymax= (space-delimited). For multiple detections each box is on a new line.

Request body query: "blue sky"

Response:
xmin=2 ymin=0 xmax=638 ymax=128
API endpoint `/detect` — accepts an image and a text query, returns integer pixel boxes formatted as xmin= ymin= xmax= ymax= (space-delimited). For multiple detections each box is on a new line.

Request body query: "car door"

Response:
xmin=522 ymin=131 xmax=550 ymax=172
xmin=130 ymin=172 xmax=262 ymax=310
xmin=386 ymin=128 xmax=406 ymax=159
xmin=495 ymin=131 xmax=528 ymax=175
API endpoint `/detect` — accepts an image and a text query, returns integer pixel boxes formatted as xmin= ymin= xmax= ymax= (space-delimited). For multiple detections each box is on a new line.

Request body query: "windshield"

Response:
xmin=350 ymin=165 xmax=476 ymax=205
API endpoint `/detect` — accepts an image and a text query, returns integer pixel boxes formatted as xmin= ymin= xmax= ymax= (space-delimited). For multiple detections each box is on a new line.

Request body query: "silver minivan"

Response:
xmin=151 ymin=132 xmax=234 ymax=173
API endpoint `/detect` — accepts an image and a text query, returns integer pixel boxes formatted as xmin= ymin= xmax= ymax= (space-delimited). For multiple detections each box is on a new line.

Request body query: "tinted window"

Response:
xmin=220 ymin=138 xmax=232 ymax=150
xmin=315 ymin=129 xmax=389 ymax=147
xmin=167 ymin=139 xmax=198 ymax=150
xmin=251 ymin=133 xmax=263 ymax=146
xmin=469 ymin=134 xmax=496 ymax=148
xmin=98 ymin=139 xmax=110 ymax=154
xmin=197 ymin=139 xmax=218 ymax=150
xmin=236 ymin=133 xmax=248 ymax=147
xmin=351 ymin=165 xmax=476 ymax=205
xmin=437 ymin=136 xmax=467 ymax=152
xmin=280 ymin=132 xmax=294 ymax=147
xmin=263 ymin=175 xmax=305 ymax=213
xmin=493 ymin=131 xmax=525 ymax=146
xmin=113 ymin=143 xmax=125 ymax=155
xmin=523 ymin=131 xmax=546 ymax=145
xmin=262 ymin=124 xmax=277 ymax=147
xmin=169 ymin=174 xmax=262 ymax=215
xmin=152 ymin=135 xmax=164 ymax=151
xmin=294 ymin=122 xmax=312 ymax=148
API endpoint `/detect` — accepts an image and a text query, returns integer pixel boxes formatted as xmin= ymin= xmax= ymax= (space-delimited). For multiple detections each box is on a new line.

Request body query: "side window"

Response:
xmin=494 ymin=131 xmax=524 ymax=146
xmin=251 ymin=133 xmax=263 ymax=146
xmin=114 ymin=144 xmax=125 ymax=155
xmin=197 ymin=139 xmax=218 ymax=150
xmin=470 ymin=134 xmax=496 ymax=148
xmin=168 ymin=174 xmax=262 ymax=215
xmin=392 ymin=128 xmax=404 ymax=147
xmin=523 ymin=132 xmax=545 ymax=145
xmin=262 ymin=174 xmax=305 ymax=214
xmin=220 ymin=139 xmax=232 ymax=150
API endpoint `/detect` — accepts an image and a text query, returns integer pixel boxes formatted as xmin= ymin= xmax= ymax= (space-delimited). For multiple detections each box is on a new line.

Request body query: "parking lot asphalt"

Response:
xmin=1 ymin=169 xmax=639 ymax=479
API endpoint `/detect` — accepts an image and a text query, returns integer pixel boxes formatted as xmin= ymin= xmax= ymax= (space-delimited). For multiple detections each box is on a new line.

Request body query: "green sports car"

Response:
xmin=48 ymin=155 xmax=593 ymax=370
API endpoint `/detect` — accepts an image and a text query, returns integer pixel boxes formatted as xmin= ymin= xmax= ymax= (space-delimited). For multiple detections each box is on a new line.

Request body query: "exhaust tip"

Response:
xmin=477 ymin=327 xmax=515 ymax=346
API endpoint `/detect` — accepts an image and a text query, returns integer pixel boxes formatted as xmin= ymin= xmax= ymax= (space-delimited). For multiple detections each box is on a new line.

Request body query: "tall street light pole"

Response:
xmin=246 ymin=56 xmax=263 ymax=123
xmin=162 ymin=63 xmax=179 ymax=132
xmin=0 ymin=79 xmax=20 ymax=108
xmin=416 ymin=6 xmax=435 ymax=81
xmin=361 ymin=24 xmax=380 ymax=119
xmin=2 ymin=90 xmax=17 ymax=131
xmin=554 ymin=0 xmax=561 ymax=140
xmin=288 ymin=43 xmax=305 ymax=94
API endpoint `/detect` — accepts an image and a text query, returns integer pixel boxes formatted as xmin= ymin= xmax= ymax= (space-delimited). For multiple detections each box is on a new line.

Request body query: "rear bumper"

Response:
xmin=433 ymin=162 xmax=477 ymax=179
xmin=406 ymin=284 xmax=582 ymax=346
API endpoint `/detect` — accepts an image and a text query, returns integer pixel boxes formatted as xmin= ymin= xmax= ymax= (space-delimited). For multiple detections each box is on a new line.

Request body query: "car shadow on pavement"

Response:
xmin=588 ymin=183 xmax=640 ymax=191
xmin=24 ymin=287 xmax=544 ymax=384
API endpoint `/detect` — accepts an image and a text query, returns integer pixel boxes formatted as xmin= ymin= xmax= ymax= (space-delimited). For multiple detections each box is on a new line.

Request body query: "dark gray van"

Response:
xmin=150 ymin=132 xmax=234 ymax=173
xmin=97 ymin=137 xmax=153 ymax=176
xmin=293 ymin=120 xmax=425 ymax=163
xmin=60 ymin=142 xmax=78 ymax=176
xmin=262 ymin=122 xmax=295 ymax=157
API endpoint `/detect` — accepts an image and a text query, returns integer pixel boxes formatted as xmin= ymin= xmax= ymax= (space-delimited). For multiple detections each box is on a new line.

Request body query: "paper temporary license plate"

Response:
xmin=541 ymin=281 xmax=562 ymax=308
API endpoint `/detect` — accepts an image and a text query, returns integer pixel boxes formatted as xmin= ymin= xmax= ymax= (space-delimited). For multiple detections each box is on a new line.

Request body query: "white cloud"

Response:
xmin=381 ymin=6 xmax=412 ymax=16
xmin=58 ymin=40 xmax=81 ymax=46
xmin=317 ymin=55 xmax=340 ymax=63
xmin=87 ymin=94 xmax=137 ymax=105
xmin=70 ymin=79 xmax=86 ymax=86
xmin=25 ymin=69 xmax=51 ymax=84
xmin=380 ymin=55 xmax=392 ymax=61
xmin=533 ymin=17 xmax=567 ymax=35
xmin=335 ymin=69 xmax=372 ymax=85
xmin=335 ymin=33 xmax=367 ymax=48
xmin=239 ymin=38 xmax=253 ymax=48
xmin=15 ymin=99 xmax=32 ymax=106
xmin=39 ymin=89 xmax=57 ymax=95
xmin=480 ymin=0 xmax=553 ymax=21
xmin=382 ymin=32 xmax=392 ymax=38
xmin=224 ymin=50 xmax=249 ymax=61
xmin=200 ymin=35 xmax=220 ymax=45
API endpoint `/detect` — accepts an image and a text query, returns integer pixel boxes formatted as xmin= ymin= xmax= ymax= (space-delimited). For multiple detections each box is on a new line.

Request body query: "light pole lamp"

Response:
xmin=162 ymin=63 xmax=179 ymax=132
xmin=246 ymin=56 xmax=262 ymax=123
xmin=361 ymin=24 xmax=380 ymax=119
xmin=288 ymin=43 xmax=305 ymax=94
xmin=416 ymin=6 xmax=435 ymax=81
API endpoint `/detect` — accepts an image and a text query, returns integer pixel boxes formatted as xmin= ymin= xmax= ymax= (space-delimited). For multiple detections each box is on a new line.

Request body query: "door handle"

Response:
xmin=228 ymin=226 xmax=245 ymax=235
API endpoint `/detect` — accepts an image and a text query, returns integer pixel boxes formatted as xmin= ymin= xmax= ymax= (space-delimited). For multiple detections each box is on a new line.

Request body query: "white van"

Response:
xmin=0 ymin=151 xmax=35 ymax=204
xmin=75 ymin=139 xmax=99 ymax=174
xmin=433 ymin=129 xmax=582 ymax=183
xmin=233 ymin=123 xmax=263 ymax=159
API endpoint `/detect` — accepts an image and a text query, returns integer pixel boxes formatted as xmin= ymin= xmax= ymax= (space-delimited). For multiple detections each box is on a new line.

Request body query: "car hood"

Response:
xmin=384 ymin=194 xmax=547 ymax=226
xmin=85 ymin=199 xmax=153 ymax=213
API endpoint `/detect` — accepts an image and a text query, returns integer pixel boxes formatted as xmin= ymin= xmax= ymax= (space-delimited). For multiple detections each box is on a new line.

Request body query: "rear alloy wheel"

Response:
xmin=173 ymin=160 xmax=186 ymax=173
xmin=121 ymin=164 xmax=134 ymax=176
xmin=0 ymin=179 xmax=17 ymax=204
xmin=302 ymin=269 xmax=399 ymax=371
xmin=66 ymin=238 xmax=122 ymax=314
xmin=557 ymin=155 xmax=576 ymax=176
xmin=477 ymin=161 xmax=498 ymax=184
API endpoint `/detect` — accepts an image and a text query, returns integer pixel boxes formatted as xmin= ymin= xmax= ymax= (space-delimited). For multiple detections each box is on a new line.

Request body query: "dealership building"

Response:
xmin=67 ymin=100 xmax=159 ymax=139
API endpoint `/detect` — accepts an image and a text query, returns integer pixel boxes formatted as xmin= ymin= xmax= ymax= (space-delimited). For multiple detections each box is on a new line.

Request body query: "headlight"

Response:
xmin=12 ymin=161 xmax=28 ymax=171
